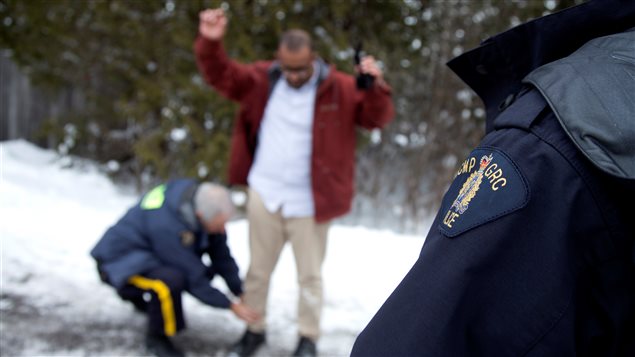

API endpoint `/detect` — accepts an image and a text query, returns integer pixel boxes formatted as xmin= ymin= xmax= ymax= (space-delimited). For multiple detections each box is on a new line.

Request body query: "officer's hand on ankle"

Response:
xmin=231 ymin=301 xmax=261 ymax=324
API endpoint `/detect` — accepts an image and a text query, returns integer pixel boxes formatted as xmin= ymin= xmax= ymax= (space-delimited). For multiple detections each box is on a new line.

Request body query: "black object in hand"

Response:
xmin=354 ymin=42 xmax=374 ymax=90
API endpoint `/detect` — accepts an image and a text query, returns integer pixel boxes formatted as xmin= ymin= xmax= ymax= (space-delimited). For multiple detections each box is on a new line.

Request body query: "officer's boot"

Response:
xmin=145 ymin=331 xmax=185 ymax=357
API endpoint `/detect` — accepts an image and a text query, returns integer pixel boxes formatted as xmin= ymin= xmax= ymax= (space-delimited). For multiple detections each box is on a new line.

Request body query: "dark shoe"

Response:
xmin=146 ymin=332 xmax=185 ymax=357
xmin=227 ymin=330 xmax=265 ymax=357
xmin=292 ymin=336 xmax=316 ymax=357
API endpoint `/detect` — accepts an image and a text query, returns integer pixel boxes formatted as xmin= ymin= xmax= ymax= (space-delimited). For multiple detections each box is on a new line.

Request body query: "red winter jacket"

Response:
xmin=194 ymin=37 xmax=395 ymax=222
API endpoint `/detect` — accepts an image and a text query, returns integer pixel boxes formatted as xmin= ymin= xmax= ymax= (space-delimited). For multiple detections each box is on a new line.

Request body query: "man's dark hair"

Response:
xmin=279 ymin=29 xmax=314 ymax=52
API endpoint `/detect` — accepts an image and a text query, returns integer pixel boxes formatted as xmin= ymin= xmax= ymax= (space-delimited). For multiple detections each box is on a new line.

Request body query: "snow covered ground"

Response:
xmin=0 ymin=140 xmax=429 ymax=356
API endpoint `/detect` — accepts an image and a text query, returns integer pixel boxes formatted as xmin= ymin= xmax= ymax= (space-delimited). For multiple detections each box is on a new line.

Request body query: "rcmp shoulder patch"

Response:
xmin=438 ymin=147 xmax=529 ymax=238
xmin=180 ymin=231 xmax=195 ymax=247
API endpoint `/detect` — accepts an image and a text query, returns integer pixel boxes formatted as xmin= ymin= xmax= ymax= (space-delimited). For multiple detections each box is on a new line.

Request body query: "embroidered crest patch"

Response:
xmin=180 ymin=231 xmax=195 ymax=246
xmin=438 ymin=147 xmax=529 ymax=238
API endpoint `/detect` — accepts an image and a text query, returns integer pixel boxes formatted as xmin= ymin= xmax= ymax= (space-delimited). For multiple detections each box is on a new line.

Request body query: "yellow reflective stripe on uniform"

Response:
xmin=128 ymin=275 xmax=176 ymax=336
xmin=140 ymin=184 xmax=166 ymax=210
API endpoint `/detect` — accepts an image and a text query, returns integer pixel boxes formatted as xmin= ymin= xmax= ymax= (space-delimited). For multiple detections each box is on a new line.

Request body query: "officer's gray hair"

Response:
xmin=193 ymin=182 xmax=234 ymax=223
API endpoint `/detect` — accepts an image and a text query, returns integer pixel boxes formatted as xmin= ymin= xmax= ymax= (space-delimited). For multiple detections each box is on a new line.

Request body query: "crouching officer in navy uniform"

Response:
xmin=91 ymin=179 xmax=260 ymax=357
xmin=352 ymin=0 xmax=635 ymax=356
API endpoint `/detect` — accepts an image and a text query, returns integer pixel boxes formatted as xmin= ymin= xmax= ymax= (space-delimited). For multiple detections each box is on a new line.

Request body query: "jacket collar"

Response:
xmin=525 ymin=29 xmax=635 ymax=179
xmin=177 ymin=182 xmax=202 ymax=232
xmin=268 ymin=57 xmax=332 ymax=94
xmin=447 ymin=0 xmax=635 ymax=133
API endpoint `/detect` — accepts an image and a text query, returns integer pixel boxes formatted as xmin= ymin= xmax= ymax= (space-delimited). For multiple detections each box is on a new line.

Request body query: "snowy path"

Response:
xmin=0 ymin=140 xmax=427 ymax=356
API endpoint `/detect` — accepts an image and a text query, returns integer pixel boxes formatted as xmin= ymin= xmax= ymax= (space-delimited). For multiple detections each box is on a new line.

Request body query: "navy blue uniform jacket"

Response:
xmin=91 ymin=179 xmax=242 ymax=308
xmin=352 ymin=1 xmax=635 ymax=356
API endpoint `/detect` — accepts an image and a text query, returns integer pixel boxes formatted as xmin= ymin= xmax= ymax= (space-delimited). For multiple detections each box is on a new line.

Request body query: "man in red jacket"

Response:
xmin=195 ymin=8 xmax=394 ymax=357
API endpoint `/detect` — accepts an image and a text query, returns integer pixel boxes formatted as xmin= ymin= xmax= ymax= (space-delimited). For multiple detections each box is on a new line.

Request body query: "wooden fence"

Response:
xmin=1 ymin=50 xmax=81 ymax=145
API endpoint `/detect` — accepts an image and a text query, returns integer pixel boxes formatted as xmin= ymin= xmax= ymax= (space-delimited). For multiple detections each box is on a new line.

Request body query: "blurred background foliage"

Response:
xmin=0 ymin=0 xmax=580 ymax=233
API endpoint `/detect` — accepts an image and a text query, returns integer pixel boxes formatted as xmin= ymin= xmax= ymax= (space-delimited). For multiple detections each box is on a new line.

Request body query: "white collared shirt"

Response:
xmin=247 ymin=62 xmax=319 ymax=218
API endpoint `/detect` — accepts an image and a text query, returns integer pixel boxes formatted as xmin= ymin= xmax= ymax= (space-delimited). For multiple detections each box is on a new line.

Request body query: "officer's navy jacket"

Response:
xmin=91 ymin=179 xmax=242 ymax=308
xmin=352 ymin=0 xmax=635 ymax=356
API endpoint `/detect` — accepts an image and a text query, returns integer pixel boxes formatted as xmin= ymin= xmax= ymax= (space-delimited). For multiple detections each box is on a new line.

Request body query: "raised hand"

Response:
xmin=199 ymin=8 xmax=228 ymax=41
xmin=359 ymin=55 xmax=383 ymax=80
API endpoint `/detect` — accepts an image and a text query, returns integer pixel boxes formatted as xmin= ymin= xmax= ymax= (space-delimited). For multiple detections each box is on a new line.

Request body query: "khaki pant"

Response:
xmin=243 ymin=189 xmax=330 ymax=341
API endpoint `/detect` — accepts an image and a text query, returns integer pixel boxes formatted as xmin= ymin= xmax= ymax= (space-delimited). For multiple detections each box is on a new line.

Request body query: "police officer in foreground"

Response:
xmin=352 ymin=0 xmax=635 ymax=356
xmin=91 ymin=179 xmax=260 ymax=357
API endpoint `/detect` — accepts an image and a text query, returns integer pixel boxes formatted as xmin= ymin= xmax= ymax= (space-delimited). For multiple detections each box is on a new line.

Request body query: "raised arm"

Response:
xmin=355 ymin=55 xmax=395 ymax=129
xmin=194 ymin=8 xmax=257 ymax=102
